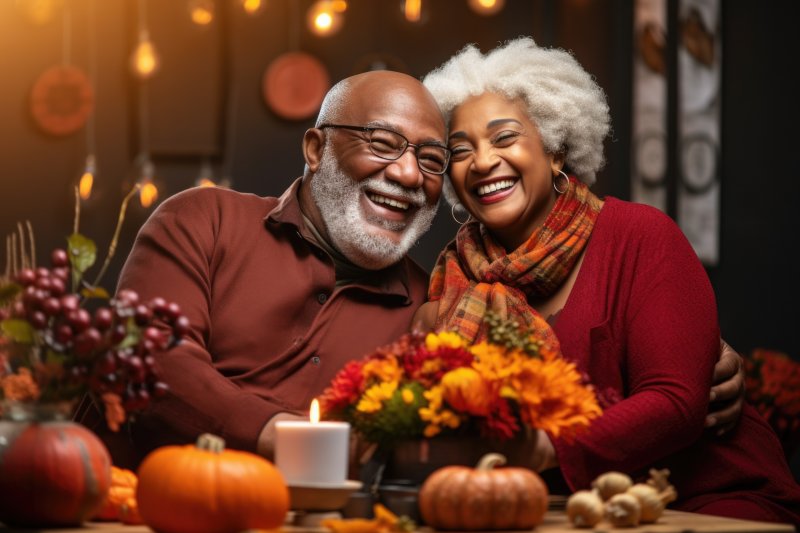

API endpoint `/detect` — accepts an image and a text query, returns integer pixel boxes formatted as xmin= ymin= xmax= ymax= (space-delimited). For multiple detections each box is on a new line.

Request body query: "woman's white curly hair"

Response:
xmin=422 ymin=37 xmax=610 ymax=209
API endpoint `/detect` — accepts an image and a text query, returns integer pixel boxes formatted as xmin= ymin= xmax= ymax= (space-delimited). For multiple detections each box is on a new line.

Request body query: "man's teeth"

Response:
xmin=368 ymin=193 xmax=410 ymax=210
xmin=477 ymin=180 xmax=516 ymax=197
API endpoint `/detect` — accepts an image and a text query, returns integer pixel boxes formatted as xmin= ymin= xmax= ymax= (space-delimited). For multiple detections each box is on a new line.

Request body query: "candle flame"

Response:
xmin=309 ymin=398 xmax=320 ymax=424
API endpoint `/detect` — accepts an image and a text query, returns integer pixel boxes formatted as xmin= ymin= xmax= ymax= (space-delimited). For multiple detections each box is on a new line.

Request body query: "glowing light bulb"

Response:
xmin=189 ymin=0 xmax=214 ymax=25
xmin=316 ymin=12 xmax=332 ymax=30
xmin=240 ymin=0 xmax=263 ymax=15
xmin=131 ymin=34 xmax=160 ymax=79
xmin=78 ymin=154 xmax=96 ymax=200
xmin=79 ymin=171 xmax=94 ymax=200
xmin=404 ymin=0 xmax=421 ymax=22
xmin=468 ymin=0 xmax=505 ymax=16
xmin=140 ymin=181 xmax=158 ymax=208
xmin=307 ymin=0 xmax=343 ymax=36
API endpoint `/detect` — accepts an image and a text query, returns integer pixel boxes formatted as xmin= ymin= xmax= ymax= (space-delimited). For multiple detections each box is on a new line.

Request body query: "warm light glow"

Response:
xmin=315 ymin=12 xmax=332 ymax=30
xmin=197 ymin=178 xmax=216 ymax=188
xmin=468 ymin=0 xmax=505 ymax=16
xmin=307 ymin=0 xmax=343 ymax=36
xmin=189 ymin=0 xmax=214 ymax=25
xmin=241 ymin=0 xmax=262 ymax=14
xmin=139 ymin=181 xmax=158 ymax=208
xmin=79 ymin=171 xmax=94 ymax=200
xmin=15 ymin=0 xmax=62 ymax=25
xmin=309 ymin=398 xmax=320 ymax=424
xmin=404 ymin=0 xmax=421 ymax=22
xmin=131 ymin=38 xmax=160 ymax=79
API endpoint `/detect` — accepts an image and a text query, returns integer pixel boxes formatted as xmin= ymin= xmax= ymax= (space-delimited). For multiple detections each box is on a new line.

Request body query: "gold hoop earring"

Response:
xmin=553 ymin=170 xmax=570 ymax=194
xmin=451 ymin=203 xmax=470 ymax=225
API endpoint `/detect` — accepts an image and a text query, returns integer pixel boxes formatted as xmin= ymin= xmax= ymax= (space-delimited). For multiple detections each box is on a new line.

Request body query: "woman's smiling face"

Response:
xmin=447 ymin=92 xmax=563 ymax=250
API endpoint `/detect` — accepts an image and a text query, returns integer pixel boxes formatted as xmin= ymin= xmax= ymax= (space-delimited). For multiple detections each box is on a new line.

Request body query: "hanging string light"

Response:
xmin=79 ymin=154 xmax=96 ymax=200
xmin=188 ymin=0 xmax=214 ymax=26
xmin=307 ymin=0 xmax=346 ymax=37
xmin=404 ymin=0 xmax=422 ymax=23
xmin=131 ymin=0 xmax=160 ymax=79
xmin=467 ymin=0 xmax=505 ymax=16
xmin=239 ymin=0 xmax=263 ymax=16
xmin=195 ymin=159 xmax=216 ymax=188
xmin=138 ymin=157 xmax=159 ymax=209
xmin=80 ymin=0 xmax=98 ymax=201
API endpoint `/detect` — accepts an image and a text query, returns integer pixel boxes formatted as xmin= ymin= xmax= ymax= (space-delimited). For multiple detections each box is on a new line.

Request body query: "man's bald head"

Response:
xmin=316 ymin=70 xmax=445 ymax=130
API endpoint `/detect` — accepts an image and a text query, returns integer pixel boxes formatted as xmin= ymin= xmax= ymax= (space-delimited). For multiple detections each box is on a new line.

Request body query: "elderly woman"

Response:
xmin=414 ymin=37 xmax=800 ymax=525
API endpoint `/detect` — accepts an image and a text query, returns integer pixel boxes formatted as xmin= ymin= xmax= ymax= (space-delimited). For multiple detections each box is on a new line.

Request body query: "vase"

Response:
xmin=0 ymin=401 xmax=113 ymax=528
xmin=381 ymin=433 xmax=538 ymax=486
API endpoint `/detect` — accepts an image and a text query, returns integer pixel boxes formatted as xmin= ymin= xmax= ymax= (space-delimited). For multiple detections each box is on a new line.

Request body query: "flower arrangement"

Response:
xmin=0 ymin=186 xmax=188 ymax=430
xmin=744 ymin=348 xmax=800 ymax=457
xmin=319 ymin=313 xmax=602 ymax=445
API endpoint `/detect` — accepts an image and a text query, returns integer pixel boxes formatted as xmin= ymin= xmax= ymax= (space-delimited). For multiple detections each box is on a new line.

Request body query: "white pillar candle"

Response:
xmin=275 ymin=399 xmax=350 ymax=485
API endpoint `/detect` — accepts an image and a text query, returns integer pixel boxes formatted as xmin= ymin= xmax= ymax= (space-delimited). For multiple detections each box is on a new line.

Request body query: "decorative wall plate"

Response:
xmin=29 ymin=65 xmax=94 ymax=136
xmin=263 ymin=52 xmax=330 ymax=121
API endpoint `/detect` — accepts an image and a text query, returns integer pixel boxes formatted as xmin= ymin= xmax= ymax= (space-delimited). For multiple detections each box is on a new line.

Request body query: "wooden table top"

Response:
xmin=1 ymin=510 xmax=794 ymax=533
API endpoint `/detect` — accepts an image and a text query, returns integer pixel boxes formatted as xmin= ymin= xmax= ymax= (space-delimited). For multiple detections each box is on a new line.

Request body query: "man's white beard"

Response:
xmin=310 ymin=146 xmax=438 ymax=270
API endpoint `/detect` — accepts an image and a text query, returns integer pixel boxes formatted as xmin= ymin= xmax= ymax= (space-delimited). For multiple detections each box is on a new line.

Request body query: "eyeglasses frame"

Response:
xmin=317 ymin=123 xmax=451 ymax=175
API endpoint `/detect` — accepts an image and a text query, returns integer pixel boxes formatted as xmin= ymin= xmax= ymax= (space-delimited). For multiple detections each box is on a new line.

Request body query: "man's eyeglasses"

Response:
xmin=318 ymin=124 xmax=450 ymax=175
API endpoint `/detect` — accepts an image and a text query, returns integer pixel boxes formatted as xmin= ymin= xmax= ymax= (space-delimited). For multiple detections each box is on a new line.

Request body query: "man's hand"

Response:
xmin=257 ymin=412 xmax=306 ymax=459
xmin=706 ymin=338 xmax=745 ymax=436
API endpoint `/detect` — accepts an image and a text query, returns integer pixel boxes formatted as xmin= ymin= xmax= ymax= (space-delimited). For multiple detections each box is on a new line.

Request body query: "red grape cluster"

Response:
xmin=0 ymin=248 xmax=189 ymax=412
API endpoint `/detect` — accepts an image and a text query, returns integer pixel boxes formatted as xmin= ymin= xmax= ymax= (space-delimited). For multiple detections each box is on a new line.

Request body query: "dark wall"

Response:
xmin=1 ymin=0 xmax=798 ymax=361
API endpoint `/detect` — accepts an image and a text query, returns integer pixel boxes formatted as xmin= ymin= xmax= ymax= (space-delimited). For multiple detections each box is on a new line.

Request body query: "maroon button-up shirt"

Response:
xmin=117 ymin=179 xmax=428 ymax=455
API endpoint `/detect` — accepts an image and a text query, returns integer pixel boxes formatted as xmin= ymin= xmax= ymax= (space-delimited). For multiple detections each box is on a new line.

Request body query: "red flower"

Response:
xmin=481 ymin=397 xmax=519 ymax=440
xmin=319 ymin=359 xmax=365 ymax=414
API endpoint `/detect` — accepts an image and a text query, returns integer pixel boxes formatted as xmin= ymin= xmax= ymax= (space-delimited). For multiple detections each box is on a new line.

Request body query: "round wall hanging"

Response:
xmin=263 ymin=52 xmax=330 ymax=121
xmin=30 ymin=65 xmax=94 ymax=136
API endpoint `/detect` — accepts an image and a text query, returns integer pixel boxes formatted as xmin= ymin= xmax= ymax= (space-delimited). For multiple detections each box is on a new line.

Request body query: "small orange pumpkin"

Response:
xmin=93 ymin=466 xmax=138 ymax=521
xmin=136 ymin=433 xmax=289 ymax=533
xmin=418 ymin=452 xmax=548 ymax=530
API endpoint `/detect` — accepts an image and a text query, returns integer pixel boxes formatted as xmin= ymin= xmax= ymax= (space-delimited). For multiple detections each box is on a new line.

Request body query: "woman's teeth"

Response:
xmin=476 ymin=180 xmax=515 ymax=197
xmin=368 ymin=193 xmax=410 ymax=210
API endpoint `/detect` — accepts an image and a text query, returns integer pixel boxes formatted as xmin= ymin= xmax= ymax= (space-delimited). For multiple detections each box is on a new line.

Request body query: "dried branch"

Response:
xmin=90 ymin=184 xmax=141 ymax=289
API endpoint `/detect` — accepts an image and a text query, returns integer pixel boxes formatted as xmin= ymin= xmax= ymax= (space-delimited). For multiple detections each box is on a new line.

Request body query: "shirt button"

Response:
xmin=311 ymin=356 xmax=321 ymax=365
xmin=317 ymin=293 xmax=328 ymax=304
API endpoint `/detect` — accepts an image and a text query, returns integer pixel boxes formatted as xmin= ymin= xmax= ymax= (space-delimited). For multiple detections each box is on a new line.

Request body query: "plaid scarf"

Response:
xmin=428 ymin=177 xmax=603 ymax=344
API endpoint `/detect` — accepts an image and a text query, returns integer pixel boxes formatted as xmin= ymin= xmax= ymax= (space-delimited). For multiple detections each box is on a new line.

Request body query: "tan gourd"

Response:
xmin=624 ymin=469 xmax=678 ymax=523
xmin=591 ymin=471 xmax=633 ymax=501
xmin=565 ymin=490 xmax=604 ymax=528
xmin=605 ymin=492 xmax=641 ymax=527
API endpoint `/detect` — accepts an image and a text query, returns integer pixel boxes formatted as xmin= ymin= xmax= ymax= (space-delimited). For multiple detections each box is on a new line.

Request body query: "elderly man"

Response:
xmin=105 ymin=70 xmax=742 ymax=464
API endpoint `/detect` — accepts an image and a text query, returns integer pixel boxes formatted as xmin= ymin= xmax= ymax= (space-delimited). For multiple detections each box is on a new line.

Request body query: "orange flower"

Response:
xmin=512 ymin=354 xmax=602 ymax=441
xmin=0 ymin=368 xmax=40 ymax=402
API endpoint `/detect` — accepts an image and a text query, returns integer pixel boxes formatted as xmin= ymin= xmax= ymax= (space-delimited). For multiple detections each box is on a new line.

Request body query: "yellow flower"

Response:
xmin=419 ymin=385 xmax=462 ymax=436
xmin=440 ymin=367 xmax=492 ymax=416
xmin=357 ymin=381 xmax=398 ymax=413
xmin=401 ymin=388 xmax=415 ymax=404
xmin=425 ymin=331 xmax=467 ymax=351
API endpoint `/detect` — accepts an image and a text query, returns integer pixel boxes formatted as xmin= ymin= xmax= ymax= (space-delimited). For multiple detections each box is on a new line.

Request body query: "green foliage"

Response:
xmin=485 ymin=310 xmax=544 ymax=358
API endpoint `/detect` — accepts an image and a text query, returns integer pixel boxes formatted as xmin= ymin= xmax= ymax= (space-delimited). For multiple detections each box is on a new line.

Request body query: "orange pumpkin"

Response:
xmin=93 ymin=466 xmax=138 ymax=521
xmin=136 ymin=433 xmax=289 ymax=533
xmin=418 ymin=452 xmax=548 ymax=530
